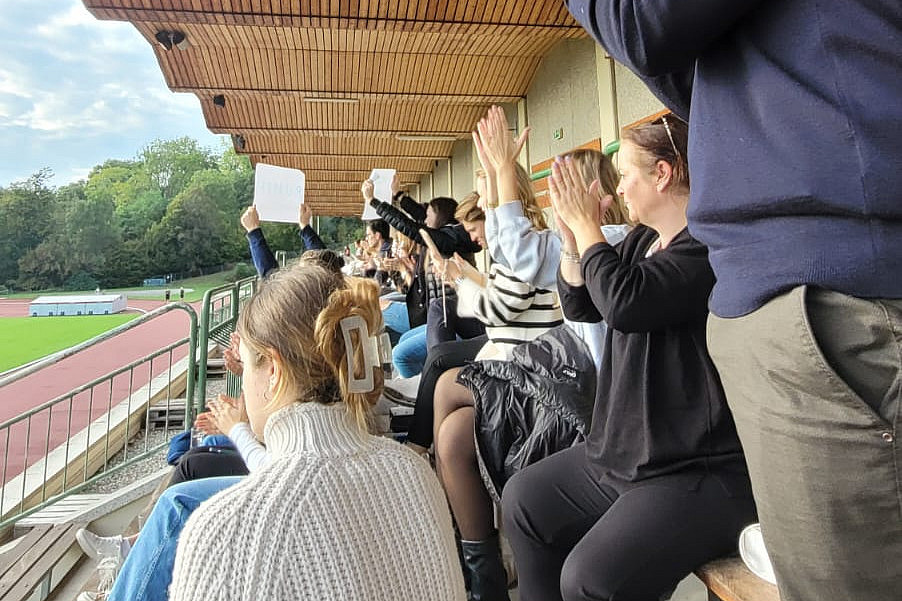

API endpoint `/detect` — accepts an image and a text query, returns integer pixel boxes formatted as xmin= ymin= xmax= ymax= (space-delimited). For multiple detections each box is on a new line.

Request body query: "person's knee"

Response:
xmin=560 ymin=551 xmax=614 ymax=601
xmin=500 ymin=470 xmax=531 ymax=535
xmin=435 ymin=408 xmax=474 ymax=465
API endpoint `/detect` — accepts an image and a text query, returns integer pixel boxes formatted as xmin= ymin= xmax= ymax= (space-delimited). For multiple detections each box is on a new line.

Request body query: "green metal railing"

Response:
xmin=195 ymin=276 xmax=258 ymax=412
xmin=0 ymin=303 xmax=197 ymax=529
xmin=530 ymin=139 xmax=620 ymax=181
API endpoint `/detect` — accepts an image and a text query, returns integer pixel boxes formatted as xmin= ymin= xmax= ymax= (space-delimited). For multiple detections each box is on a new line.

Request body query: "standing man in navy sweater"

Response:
xmin=566 ymin=1 xmax=902 ymax=599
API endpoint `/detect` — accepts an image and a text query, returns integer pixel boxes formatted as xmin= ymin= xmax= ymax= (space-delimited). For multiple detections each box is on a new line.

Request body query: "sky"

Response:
xmin=0 ymin=0 xmax=227 ymax=189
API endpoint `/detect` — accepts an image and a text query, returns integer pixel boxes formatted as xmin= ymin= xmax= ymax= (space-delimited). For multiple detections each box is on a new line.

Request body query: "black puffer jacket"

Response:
xmin=456 ymin=325 xmax=596 ymax=502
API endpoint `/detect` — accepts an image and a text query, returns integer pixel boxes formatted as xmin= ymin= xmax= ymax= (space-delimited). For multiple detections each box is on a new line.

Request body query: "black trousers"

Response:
xmin=168 ymin=447 xmax=249 ymax=487
xmin=426 ymin=292 xmax=486 ymax=348
xmin=502 ymin=444 xmax=757 ymax=601
xmin=406 ymin=336 xmax=487 ymax=448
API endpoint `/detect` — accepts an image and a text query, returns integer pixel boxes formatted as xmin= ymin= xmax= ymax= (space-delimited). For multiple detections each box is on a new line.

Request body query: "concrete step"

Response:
xmin=147 ymin=398 xmax=187 ymax=430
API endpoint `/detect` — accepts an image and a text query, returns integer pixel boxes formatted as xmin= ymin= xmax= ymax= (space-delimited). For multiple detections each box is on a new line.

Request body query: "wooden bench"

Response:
xmin=695 ymin=557 xmax=781 ymax=601
xmin=0 ymin=523 xmax=82 ymax=601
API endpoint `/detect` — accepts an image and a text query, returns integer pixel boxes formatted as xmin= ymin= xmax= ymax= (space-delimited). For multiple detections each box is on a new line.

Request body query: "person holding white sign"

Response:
xmin=241 ymin=204 xmax=325 ymax=277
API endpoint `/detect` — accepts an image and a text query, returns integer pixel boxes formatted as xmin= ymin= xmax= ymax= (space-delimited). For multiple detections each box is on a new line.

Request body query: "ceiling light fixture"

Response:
xmin=155 ymin=30 xmax=189 ymax=51
xmin=394 ymin=134 xmax=459 ymax=142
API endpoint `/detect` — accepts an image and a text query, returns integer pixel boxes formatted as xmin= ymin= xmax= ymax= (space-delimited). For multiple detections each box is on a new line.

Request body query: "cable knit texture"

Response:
xmin=170 ymin=402 xmax=466 ymax=601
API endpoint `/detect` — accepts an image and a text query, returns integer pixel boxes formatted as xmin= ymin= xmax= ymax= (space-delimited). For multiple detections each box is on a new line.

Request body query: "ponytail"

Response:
xmin=314 ymin=277 xmax=384 ymax=430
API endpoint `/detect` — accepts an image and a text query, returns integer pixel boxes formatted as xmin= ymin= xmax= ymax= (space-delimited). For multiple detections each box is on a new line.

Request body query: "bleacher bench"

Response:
xmin=0 ymin=523 xmax=83 ymax=601
xmin=695 ymin=557 xmax=780 ymax=601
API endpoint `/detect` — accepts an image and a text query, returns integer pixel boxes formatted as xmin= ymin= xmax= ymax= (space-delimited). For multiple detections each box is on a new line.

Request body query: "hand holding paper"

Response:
xmin=361 ymin=168 xmax=395 ymax=220
xmin=253 ymin=163 xmax=305 ymax=223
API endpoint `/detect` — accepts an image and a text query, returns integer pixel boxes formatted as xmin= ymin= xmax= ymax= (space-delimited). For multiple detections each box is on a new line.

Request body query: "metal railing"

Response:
xmin=195 ymin=277 xmax=257 ymax=410
xmin=0 ymin=303 xmax=197 ymax=529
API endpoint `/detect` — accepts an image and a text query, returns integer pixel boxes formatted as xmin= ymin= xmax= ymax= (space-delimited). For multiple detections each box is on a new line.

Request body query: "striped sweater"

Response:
xmin=456 ymin=262 xmax=563 ymax=361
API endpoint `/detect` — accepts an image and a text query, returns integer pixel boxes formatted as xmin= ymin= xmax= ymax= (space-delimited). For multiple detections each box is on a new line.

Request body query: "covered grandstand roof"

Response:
xmin=81 ymin=1 xmax=585 ymax=216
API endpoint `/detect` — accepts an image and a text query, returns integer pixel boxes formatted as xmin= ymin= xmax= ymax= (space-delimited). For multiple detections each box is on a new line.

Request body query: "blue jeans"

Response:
xmin=392 ymin=324 xmax=428 ymax=377
xmin=383 ymin=301 xmax=411 ymax=337
xmin=108 ymin=477 xmax=242 ymax=601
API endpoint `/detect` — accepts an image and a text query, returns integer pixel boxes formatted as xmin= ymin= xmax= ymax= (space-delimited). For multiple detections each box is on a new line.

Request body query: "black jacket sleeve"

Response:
xmin=370 ymin=200 xmax=480 ymax=256
xmin=578 ymin=228 xmax=715 ymax=333
xmin=371 ymin=199 xmax=422 ymax=241
xmin=557 ymin=269 xmax=604 ymax=324
xmin=399 ymin=194 xmax=426 ymax=223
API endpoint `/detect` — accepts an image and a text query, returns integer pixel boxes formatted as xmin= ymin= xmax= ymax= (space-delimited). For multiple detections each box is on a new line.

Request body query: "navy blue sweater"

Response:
xmin=567 ymin=0 xmax=902 ymax=317
xmin=246 ymin=225 xmax=325 ymax=277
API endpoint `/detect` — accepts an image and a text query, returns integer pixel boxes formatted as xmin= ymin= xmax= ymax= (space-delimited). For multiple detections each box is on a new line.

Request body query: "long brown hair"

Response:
xmin=565 ymin=149 xmax=629 ymax=225
xmin=512 ymin=162 xmax=547 ymax=231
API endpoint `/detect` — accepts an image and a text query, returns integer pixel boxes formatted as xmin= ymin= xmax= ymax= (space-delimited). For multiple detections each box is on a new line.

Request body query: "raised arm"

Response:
xmin=241 ymin=206 xmax=278 ymax=277
xmin=297 ymin=203 xmax=325 ymax=250
xmin=565 ymin=0 xmax=763 ymax=77
xmin=489 ymin=202 xmax=562 ymax=290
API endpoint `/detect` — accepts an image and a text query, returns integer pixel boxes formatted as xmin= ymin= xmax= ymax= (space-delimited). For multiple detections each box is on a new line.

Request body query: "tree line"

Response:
xmin=0 ymin=138 xmax=364 ymax=291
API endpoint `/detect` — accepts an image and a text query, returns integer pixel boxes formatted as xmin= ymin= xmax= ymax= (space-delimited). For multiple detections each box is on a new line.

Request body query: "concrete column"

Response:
xmin=517 ymin=97 xmax=530 ymax=168
xmin=595 ymin=46 xmax=620 ymax=148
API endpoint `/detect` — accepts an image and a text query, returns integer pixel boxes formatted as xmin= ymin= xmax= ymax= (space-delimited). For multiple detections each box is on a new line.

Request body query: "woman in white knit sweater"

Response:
xmin=168 ymin=263 xmax=465 ymax=601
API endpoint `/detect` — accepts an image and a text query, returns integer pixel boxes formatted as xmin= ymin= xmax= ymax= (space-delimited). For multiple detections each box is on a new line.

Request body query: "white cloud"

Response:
xmin=0 ymin=0 xmax=225 ymax=188
xmin=64 ymin=166 xmax=93 ymax=184
xmin=0 ymin=68 xmax=33 ymax=100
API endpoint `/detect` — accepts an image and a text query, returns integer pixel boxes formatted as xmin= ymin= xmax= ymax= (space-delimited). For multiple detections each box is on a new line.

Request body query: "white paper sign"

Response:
xmin=363 ymin=168 xmax=396 ymax=220
xmin=253 ymin=163 xmax=305 ymax=223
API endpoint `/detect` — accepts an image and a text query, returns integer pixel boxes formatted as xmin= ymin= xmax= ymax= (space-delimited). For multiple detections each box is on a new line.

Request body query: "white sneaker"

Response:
xmin=75 ymin=556 xmax=121 ymax=601
xmin=75 ymin=528 xmax=130 ymax=563
xmin=96 ymin=556 xmax=121 ymax=593
xmin=739 ymin=523 xmax=777 ymax=585
xmin=384 ymin=374 xmax=421 ymax=405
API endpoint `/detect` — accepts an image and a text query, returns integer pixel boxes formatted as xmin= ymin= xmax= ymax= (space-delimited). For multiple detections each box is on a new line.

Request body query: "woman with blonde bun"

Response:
xmin=167 ymin=264 xmax=465 ymax=601
xmin=104 ymin=260 xmax=465 ymax=601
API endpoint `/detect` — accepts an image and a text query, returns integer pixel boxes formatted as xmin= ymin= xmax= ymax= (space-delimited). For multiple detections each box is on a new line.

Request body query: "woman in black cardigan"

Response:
xmin=501 ymin=117 xmax=756 ymax=601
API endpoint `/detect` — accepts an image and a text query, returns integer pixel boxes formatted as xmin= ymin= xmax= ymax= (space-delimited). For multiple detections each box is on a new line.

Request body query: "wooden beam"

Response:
xmin=84 ymin=2 xmax=583 ymax=32
xmin=184 ymin=88 xmax=522 ymax=105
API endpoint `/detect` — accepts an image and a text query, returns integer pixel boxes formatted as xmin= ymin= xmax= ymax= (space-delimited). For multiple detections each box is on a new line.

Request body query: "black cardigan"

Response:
xmin=558 ymin=225 xmax=750 ymax=493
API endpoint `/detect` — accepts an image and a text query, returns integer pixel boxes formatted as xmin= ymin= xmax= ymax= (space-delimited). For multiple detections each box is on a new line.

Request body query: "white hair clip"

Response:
xmin=339 ymin=315 xmax=392 ymax=393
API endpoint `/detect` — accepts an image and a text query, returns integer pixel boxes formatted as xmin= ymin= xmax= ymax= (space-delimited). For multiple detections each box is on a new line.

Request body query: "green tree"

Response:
xmin=17 ymin=183 xmax=119 ymax=290
xmin=147 ymin=183 xmax=232 ymax=276
xmin=0 ymin=169 xmax=57 ymax=285
xmin=140 ymin=137 xmax=216 ymax=201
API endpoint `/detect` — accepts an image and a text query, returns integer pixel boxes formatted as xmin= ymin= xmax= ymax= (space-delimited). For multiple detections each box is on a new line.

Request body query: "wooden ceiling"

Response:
xmin=83 ymin=1 xmax=584 ymax=217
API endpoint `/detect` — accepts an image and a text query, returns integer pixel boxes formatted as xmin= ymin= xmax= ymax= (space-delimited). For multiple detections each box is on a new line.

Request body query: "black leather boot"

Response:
xmin=460 ymin=532 xmax=511 ymax=601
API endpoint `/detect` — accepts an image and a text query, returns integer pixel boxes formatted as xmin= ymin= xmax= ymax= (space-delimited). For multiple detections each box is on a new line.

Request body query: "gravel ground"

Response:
xmin=81 ymin=378 xmax=228 ymax=494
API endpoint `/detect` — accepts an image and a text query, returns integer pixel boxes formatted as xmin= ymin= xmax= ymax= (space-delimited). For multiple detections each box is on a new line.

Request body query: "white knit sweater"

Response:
xmin=170 ymin=402 xmax=466 ymax=601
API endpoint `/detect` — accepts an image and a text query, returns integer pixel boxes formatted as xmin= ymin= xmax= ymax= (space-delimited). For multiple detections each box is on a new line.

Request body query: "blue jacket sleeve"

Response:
xmin=299 ymin=225 xmax=325 ymax=250
xmin=565 ymin=0 xmax=763 ymax=77
xmin=565 ymin=0 xmax=760 ymax=118
xmin=246 ymin=228 xmax=278 ymax=277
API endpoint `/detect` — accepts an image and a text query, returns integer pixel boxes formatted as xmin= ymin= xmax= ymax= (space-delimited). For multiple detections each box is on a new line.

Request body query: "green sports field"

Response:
xmin=0 ymin=315 xmax=138 ymax=373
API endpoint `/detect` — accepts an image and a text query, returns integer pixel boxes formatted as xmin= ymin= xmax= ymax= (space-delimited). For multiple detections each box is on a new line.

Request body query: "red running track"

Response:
xmin=0 ymin=299 xmax=199 ymax=485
